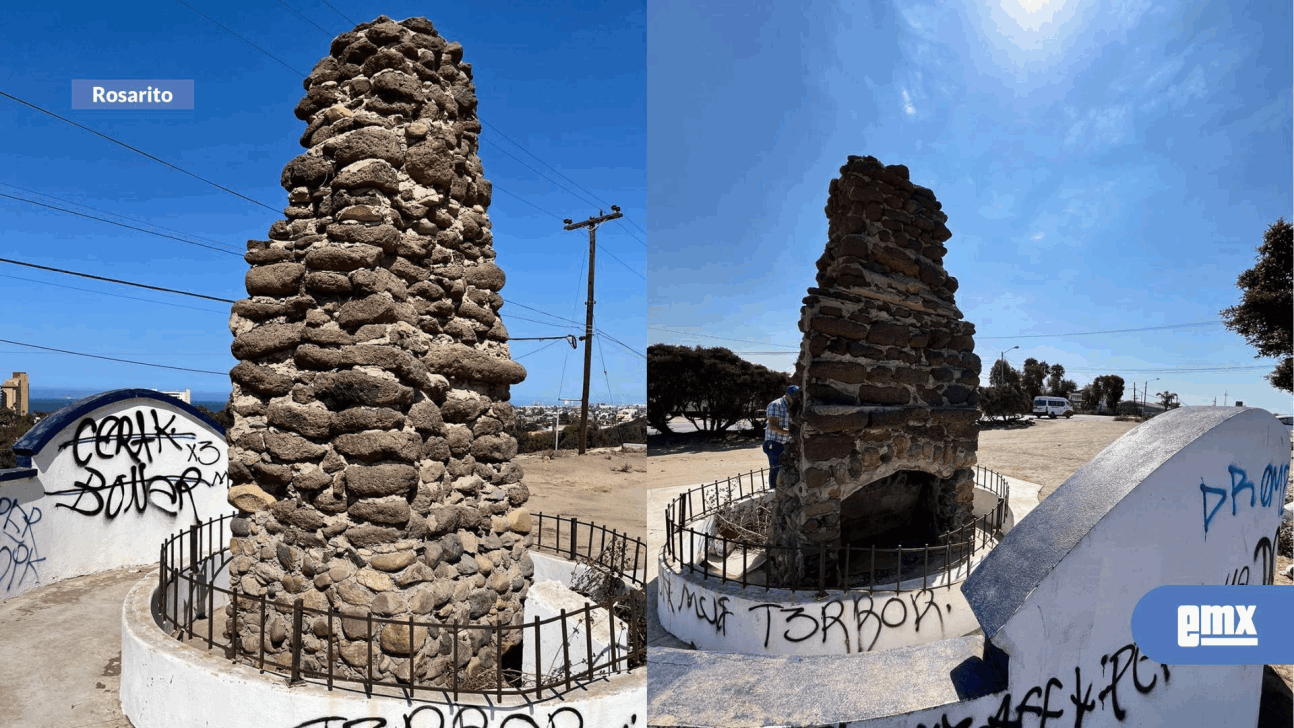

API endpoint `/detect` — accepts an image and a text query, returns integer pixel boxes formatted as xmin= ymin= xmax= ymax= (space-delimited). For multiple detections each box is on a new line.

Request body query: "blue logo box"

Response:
xmin=1132 ymin=585 xmax=1294 ymax=665
xmin=72 ymin=80 xmax=194 ymax=110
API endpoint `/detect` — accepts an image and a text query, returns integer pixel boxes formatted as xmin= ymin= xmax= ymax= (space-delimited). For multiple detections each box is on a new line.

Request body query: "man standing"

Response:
xmin=764 ymin=385 xmax=799 ymax=487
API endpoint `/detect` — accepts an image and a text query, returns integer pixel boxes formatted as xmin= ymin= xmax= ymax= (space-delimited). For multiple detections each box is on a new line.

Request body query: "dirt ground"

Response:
xmin=515 ymin=447 xmax=649 ymax=542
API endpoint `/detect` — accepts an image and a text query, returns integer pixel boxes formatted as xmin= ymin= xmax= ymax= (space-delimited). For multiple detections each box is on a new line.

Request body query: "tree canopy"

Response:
xmin=980 ymin=359 xmax=1029 ymax=421
xmin=647 ymin=345 xmax=790 ymax=433
xmin=1221 ymin=218 xmax=1293 ymax=392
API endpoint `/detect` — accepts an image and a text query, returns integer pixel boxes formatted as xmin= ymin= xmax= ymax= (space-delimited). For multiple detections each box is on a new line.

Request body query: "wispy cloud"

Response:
xmin=1030 ymin=232 xmax=1045 ymax=241
xmin=901 ymin=88 xmax=916 ymax=116
xmin=1063 ymin=104 xmax=1133 ymax=153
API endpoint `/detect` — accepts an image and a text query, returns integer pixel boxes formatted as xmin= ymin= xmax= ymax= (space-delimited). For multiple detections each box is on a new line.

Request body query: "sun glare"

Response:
xmin=1000 ymin=0 xmax=1067 ymax=33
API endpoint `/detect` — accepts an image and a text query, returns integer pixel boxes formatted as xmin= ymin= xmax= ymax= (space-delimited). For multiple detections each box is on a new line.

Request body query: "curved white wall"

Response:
xmin=0 ymin=390 xmax=232 ymax=600
xmin=123 ymin=567 xmax=645 ymax=727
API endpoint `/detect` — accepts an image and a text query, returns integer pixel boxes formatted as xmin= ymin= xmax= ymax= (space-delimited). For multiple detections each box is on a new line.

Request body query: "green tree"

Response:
xmin=1022 ymin=358 xmax=1049 ymax=401
xmin=980 ymin=360 xmax=1029 ymax=422
xmin=647 ymin=345 xmax=790 ymax=433
xmin=1093 ymin=374 xmax=1125 ymax=413
xmin=1045 ymin=364 xmax=1067 ymax=397
xmin=1081 ymin=380 xmax=1104 ymax=412
xmin=1156 ymin=391 xmax=1180 ymax=410
xmin=0 ymin=408 xmax=38 ymax=470
xmin=1221 ymin=218 xmax=1293 ymax=392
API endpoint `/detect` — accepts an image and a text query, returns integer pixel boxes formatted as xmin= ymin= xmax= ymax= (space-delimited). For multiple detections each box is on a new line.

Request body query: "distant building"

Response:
xmin=159 ymin=388 xmax=191 ymax=404
xmin=1 ymin=372 xmax=29 ymax=416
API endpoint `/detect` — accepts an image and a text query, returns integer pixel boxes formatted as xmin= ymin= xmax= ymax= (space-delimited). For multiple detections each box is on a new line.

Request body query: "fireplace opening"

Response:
xmin=839 ymin=470 xmax=943 ymax=550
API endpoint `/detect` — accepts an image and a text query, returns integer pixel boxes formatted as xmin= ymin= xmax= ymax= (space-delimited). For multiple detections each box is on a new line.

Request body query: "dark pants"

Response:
xmin=763 ymin=440 xmax=784 ymax=487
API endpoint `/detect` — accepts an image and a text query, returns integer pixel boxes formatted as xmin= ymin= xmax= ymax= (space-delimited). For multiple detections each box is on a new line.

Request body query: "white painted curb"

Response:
xmin=122 ymin=573 xmax=645 ymax=728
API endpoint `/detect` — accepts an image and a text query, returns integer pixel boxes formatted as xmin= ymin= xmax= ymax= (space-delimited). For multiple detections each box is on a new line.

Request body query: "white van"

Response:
xmin=1033 ymin=396 xmax=1073 ymax=419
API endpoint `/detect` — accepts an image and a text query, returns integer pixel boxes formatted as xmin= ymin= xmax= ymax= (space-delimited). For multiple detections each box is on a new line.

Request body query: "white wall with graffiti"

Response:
xmin=0 ymin=389 xmax=233 ymax=600
xmin=849 ymin=407 xmax=1289 ymax=727
xmin=656 ymin=559 xmax=982 ymax=656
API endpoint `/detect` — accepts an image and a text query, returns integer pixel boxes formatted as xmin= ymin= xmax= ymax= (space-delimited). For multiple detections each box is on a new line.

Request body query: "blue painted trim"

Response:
xmin=13 ymin=388 xmax=225 ymax=459
xmin=0 ymin=468 xmax=36 ymax=482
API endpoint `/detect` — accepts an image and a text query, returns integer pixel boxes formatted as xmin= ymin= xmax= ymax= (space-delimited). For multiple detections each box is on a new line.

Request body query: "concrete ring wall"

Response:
xmin=657 ymin=481 xmax=1007 ymax=656
xmin=655 ymin=545 xmax=987 ymax=656
xmin=125 ymin=554 xmax=645 ymax=728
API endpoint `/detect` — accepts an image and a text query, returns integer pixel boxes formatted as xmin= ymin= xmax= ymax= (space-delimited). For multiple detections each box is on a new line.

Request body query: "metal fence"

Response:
xmin=157 ymin=513 xmax=646 ymax=699
xmin=663 ymin=465 xmax=1010 ymax=594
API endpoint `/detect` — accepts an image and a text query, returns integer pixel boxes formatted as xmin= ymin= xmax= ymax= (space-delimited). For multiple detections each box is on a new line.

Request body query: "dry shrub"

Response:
xmin=569 ymin=538 xmax=645 ymax=669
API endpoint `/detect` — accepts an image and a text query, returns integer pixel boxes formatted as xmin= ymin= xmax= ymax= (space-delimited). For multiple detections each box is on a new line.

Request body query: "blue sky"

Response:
xmin=0 ymin=0 xmax=645 ymax=406
xmin=647 ymin=0 xmax=1293 ymax=414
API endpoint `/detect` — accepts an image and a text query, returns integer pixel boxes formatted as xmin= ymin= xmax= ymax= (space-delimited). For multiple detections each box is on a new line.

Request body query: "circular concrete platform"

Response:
xmin=121 ymin=573 xmax=645 ymax=728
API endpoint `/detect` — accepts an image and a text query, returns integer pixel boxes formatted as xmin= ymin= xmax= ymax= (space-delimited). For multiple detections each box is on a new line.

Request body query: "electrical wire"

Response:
xmin=274 ymin=0 xmax=331 ymax=36
xmin=513 ymin=338 xmax=566 ymax=360
xmin=648 ymin=325 xmax=798 ymax=349
xmin=173 ymin=0 xmax=307 ymax=75
xmin=977 ymin=321 xmax=1224 ymax=339
xmin=0 ymin=182 xmax=240 ymax=254
xmin=0 ymin=258 xmax=236 ymax=303
xmin=0 ymin=273 xmax=228 ymax=315
xmin=0 ymin=339 xmax=227 ymax=375
xmin=0 ymin=91 xmax=279 ymax=214
xmin=596 ymin=242 xmax=645 ymax=281
xmin=318 ymin=0 xmax=355 ymax=26
xmin=0 ymin=193 xmax=243 ymax=257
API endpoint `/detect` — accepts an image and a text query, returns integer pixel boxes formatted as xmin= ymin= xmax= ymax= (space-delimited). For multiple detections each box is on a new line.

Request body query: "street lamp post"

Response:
xmin=997 ymin=346 xmax=1019 ymax=386
xmin=1142 ymin=378 xmax=1159 ymax=416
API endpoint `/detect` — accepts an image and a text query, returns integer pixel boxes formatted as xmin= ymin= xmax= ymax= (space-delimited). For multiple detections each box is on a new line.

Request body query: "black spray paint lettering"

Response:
xmin=1201 ymin=463 xmax=1288 ymax=535
xmin=291 ymin=706 xmax=594 ymax=728
xmin=0 ymin=497 xmax=45 ymax=592
xmin=660 ymin=576 xmax=731 ymax=635
xmin=61 ymin=410 xmax=192 ymax=466
xmin=186 ymin=440 xmax=221 ymax=466
xmin=45 ymin=464 xmax=210 ymax=519
xmin=751 ymin=589 xmax=949 ymax=653
xmin=914 ymin=643 xmax=1169 ymax=728
xmin=50 ymin=408 xmax=224 ymax=520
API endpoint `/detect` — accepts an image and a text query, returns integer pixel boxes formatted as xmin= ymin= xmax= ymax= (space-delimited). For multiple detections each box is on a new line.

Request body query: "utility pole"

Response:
xmin=563 ymin=206 xmax=622 ymax=454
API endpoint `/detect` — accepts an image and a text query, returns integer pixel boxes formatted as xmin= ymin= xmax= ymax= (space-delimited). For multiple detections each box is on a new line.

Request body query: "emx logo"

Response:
xmin=1177 ymin=604 xmax=1257 ymax=647
xmin=1134 ymin=586 xmax=1292 ymax=664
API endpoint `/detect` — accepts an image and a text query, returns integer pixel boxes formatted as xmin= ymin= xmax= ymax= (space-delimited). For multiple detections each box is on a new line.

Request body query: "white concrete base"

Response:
xmin=657 ymin=483 xmax=1009 ymax=656
xmin=521 ymin=580 xmax=630 ymax=683
xmin=121 ymin=575 xmax=645 ymax=728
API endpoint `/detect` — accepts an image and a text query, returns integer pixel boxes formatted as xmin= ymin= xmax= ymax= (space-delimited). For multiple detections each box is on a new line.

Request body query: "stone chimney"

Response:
xmin=768 ymin=155 xmax=980 ymax=586
xmin=223 ymin=16 xmax=534 ymax=686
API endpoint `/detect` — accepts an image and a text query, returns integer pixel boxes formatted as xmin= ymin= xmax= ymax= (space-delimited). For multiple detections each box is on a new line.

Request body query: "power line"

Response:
xmin=491 ymin=184 xmax=566 ymax=221
xmin=0 ymin=339 xmax=227 ymax=375
xmin=514 ymin=338 xmax=567 ymax=360
xmin=648 ymin=325 xmax=799 ymax=349
xmin=482 ymin=139 xmax=603 ymax=212
xmin=0 ymin=273 xmax=227 ymax=315
xmin=318 ymin=0 xmax=355 ymax=26
xmin=611 ymin=220 xmax=647 ymax=248
xmin=274 ymin=0 xmax=332 ymax=36
xmin=978 ymin=321 xmax=1224 ymax=339
xmin=173 ymin=0 xmax=306 ymax=76
xmin=596 ymin=242 xmax=645 ymax=281
xmin=0 ymin=258 xmax=237 ymax=303
xmin=0 ymin=182 xmax=241 ymax=254
xmin=504 ymin=300 xmax=584 ymax=327
xmin=0 ymin=193 xmax=243 ymax=257
xmin=0 ymin=91 xmax=279 ymax=214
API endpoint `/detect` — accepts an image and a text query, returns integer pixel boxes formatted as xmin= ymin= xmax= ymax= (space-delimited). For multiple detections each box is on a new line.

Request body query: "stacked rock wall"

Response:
xmin=223 ymin=16 xmax=534 ymax=686
xmin=768 ymin=155 xmax=980 ymax=586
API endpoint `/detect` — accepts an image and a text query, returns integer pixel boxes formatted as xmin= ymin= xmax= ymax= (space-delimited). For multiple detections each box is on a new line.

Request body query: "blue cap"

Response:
xmin=787 ymin=385 xmax=800 ymax=396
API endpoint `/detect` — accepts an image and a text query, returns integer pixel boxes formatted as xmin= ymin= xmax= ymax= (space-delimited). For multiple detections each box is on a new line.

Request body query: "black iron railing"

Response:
xmin=157 ymin=513 xmax=646 ymax=698
xmin=663 ymin=465 xmax=1010 ymax=594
